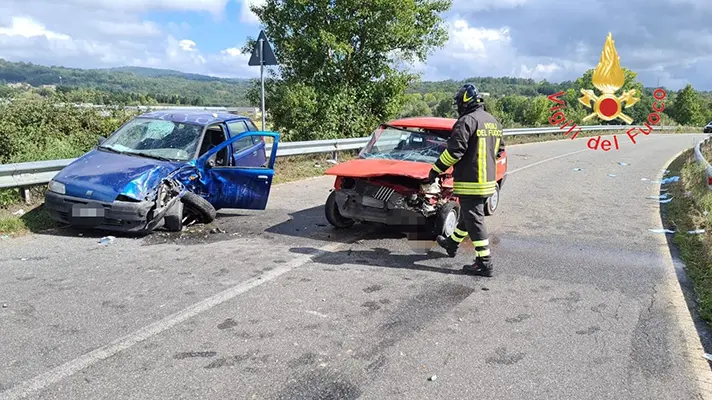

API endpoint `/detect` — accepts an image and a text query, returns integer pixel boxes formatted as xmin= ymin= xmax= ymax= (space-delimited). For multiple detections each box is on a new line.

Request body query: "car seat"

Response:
xmin=199 ymin=130 xmax=228 ymax=166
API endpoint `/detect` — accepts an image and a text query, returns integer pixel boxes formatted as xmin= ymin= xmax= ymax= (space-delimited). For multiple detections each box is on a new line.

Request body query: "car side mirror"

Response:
xmin=97 ymin=137 xmax=106 ymax=146
xmin=207 ymin=159 xmax=215 ymax=168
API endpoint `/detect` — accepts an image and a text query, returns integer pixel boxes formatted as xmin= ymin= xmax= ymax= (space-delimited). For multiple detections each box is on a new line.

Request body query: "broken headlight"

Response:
xmin=419 ymin=180 xmax=440 ymax=195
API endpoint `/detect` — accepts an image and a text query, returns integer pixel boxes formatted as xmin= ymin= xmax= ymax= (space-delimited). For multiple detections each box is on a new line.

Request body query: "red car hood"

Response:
xmin=324 ymin=158 xmax=441 ymax=179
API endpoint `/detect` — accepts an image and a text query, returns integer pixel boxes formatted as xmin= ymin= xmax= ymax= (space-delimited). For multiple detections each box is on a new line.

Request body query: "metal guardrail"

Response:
xmin=693 ymin=135 xmax=712 ymax=190
xmin=0 ymin=124 xmax=680 ymax=191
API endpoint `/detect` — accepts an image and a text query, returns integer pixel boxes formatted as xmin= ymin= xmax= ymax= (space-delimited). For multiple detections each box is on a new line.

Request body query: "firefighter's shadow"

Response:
xmin=289 ymin=246 xmax=469 ymax=275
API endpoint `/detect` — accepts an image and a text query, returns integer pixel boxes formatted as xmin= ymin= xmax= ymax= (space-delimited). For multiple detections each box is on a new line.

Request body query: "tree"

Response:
xmin=434 ymin=97 xmax=456 ymax=118
xmin=243 ymin=0 xmax=452 ymax=141
xmin=521 ymin=96 xmax=549 ymax=126
xmin=399 ymin=93 xmax=432 ymax=117
xmin=671 ymin=84 xmax=705 ymax=126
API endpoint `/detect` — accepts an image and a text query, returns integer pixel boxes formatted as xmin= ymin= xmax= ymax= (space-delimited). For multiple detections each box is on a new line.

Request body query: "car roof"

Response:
xmin=387 ymin=117 xmax=457 ymax=131
xmin=137 ymin=109 xmax=250 ymax=126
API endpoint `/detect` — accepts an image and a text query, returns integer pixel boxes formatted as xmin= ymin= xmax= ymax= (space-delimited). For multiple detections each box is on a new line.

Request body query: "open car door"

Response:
xmin=196 ymin=131 xmax=280 ymax=210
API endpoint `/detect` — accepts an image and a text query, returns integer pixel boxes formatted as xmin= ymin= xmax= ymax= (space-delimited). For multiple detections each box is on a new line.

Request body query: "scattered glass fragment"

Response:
xmin=98 ymin=236 xmax=115 ymax=245
xmin=649 ymin=228 xmax=675 ymax=234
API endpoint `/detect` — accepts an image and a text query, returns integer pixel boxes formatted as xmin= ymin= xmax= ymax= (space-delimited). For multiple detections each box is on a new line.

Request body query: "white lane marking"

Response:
xmin=305 ymin=310 xmax=329 ymax=318
xmin=508 ymin=149 xmax=588 ymax=174
xmin=0 ymin=239 xmax=354 ymax=400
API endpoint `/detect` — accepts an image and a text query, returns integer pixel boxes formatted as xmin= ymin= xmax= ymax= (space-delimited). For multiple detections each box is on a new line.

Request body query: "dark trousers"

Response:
xmin=448 ymin=196 xmax=491 ymax=260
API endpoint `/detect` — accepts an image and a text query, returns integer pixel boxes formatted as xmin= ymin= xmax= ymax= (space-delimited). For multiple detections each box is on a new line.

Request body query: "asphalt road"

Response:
xmin=1 ymin=133 xmax=712 ymax=399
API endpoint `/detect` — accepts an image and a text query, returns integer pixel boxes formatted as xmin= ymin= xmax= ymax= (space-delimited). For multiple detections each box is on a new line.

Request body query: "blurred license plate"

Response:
xmin=71 ymin=203 xmax=105 ymax=218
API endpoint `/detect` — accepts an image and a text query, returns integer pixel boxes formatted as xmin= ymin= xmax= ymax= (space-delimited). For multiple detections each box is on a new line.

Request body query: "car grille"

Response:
xmin=355 ymin=180 xmax=395 ymax=202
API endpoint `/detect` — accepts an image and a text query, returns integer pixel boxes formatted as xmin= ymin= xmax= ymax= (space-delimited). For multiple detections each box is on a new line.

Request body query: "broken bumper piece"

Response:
xmin=44 ymin=191 xmax=156 ymax=233
xmin=333 ymin=190 xmax=427 ymax=227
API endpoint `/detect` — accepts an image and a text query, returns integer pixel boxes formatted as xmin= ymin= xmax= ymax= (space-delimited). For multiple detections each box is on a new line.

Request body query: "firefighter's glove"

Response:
xmin=426 ymin=169 xmax=439 ymax=183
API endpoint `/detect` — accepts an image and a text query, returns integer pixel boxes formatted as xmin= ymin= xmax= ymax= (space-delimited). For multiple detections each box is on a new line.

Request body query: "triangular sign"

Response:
xmin=248 ymin=30 xmax=278 ymax=66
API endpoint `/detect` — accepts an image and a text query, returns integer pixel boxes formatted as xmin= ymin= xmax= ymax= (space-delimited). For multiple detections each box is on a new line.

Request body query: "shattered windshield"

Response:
xmin=359 ymin=125 xmax=448 ymax=163
xmin=99 ymin=118 xmax=203 ymax=161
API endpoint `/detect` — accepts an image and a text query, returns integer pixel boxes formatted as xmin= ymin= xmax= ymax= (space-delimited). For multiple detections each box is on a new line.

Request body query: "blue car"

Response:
xmin=44 ymin=109 xmax=280 ymax=234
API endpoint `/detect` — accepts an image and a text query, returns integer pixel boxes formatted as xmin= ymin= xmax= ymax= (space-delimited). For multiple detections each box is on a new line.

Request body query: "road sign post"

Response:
xmin=248 ymin=30 xmax=277 ymax=131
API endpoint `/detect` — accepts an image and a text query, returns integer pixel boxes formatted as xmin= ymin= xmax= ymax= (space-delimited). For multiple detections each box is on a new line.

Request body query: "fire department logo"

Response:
xmin=546 ymin=32 xmax=667 ymax=152
xmin=578 ymin=32 xmax=639 ymax=124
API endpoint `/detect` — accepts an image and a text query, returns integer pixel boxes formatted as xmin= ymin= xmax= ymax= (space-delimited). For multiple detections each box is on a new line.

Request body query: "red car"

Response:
xmin=323 ymin=117 xmax=508 ymax=238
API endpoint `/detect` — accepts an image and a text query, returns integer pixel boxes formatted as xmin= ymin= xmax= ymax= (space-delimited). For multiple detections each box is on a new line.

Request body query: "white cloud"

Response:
xmin=240 ymin=0 xmax=265 ymax=24
xmin=413 ymin=20 xmax=519 ymax=80
xmin=0 ymin=16 xmax=70 ymax=40
xmin=221 ymin=47 xmax=243 ymax=57
xmin=92 ymin=20 xmax=162 ymax=38
xmin=178 ymin=39 xmax=197 ymax=51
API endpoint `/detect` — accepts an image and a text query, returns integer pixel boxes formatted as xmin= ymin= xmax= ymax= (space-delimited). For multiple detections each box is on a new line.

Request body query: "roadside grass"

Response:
xmin=0 ymin=126 xmax=703 ymax=237
xmin=0 ymin=197 xmax=56 ymax=237
xmin=272 ymin=151 xmax=358 ymax=185
xmin=664 ymin=139 xmax=712 ymax=324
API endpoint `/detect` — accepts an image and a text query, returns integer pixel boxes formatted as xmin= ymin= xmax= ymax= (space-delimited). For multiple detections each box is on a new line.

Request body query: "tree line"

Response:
xmin=0 ymin=59 xmax=252 ymax=106
xmin=398 ymin=70 xmax=712 ymax=129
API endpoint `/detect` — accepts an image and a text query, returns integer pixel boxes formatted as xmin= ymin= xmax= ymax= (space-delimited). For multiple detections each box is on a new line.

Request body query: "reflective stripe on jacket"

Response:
xmin=431 ymin=106 xmax=505 ymax=196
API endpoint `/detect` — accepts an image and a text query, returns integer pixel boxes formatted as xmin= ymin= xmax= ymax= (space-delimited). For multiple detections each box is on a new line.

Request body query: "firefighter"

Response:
xmin=426 ymin=83 xmax=505 ymax=277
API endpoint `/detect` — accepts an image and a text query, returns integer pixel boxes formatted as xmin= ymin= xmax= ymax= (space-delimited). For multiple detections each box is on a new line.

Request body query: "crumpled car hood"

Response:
xmin=54 ymin=149 xmax=186 ymax=203
xmin=324 ymin=158 xmax=436 ymax=180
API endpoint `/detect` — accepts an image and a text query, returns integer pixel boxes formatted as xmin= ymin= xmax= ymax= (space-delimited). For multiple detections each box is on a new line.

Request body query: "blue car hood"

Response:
xmin=54 ymin=149 xmax=187 ymax=203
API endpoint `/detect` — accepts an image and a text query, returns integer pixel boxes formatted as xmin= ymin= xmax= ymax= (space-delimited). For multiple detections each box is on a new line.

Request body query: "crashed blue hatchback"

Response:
xmin=44 ymin=109 xmax=280 ymax=234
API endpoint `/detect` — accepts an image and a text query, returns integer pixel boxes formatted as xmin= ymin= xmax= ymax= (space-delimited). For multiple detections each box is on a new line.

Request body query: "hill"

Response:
xmin=0 ymin=59 xmax=252 ymax=106
xmin=108 ymin=66 xmax=245 ymax=83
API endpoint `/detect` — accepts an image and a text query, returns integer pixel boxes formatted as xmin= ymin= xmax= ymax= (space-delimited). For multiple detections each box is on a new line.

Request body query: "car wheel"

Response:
xmin=164 ymin=201 xmax=184 ymax=232
xmin=325 ymin=191 xmax=355 ymax=228
xmin=181 ymin=192 xmax=216 ymax=224
xmin=435 ymin=201 xmax=460 ymax=237
xmin=485 ymin=183 xmax=500 ymax=216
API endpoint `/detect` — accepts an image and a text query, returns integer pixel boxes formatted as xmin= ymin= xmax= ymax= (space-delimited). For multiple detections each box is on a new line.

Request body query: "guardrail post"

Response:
xmin=20 ymin=187 xmax=31 ymax=204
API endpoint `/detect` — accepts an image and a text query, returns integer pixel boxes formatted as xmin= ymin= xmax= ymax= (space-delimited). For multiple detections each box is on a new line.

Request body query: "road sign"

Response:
xmin=248 ymin=30 xmax=277 ymax=66
xmin=248 ymin=30 xmax=278 ymax=130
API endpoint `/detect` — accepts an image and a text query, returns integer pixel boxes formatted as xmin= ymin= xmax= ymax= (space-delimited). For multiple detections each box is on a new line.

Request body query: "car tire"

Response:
xmin=435 ymin=201 xmax=460 ymax=237
xmin=485 ymin=182 xmax=500 ymax=216
xmin=164 ymin=201 xmax=184 ymax=232
xmin=325 ymin=191 xmax=355 ymax=228
xmin=181 ymin=192 xmax=216 ymax=223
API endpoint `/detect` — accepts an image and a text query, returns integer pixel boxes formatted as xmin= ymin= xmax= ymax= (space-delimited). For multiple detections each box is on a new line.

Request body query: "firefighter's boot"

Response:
xmin=462 ymin=256 xmax=493 ymax=277
xmin=436 ymin=235 xmax=459 ymax=257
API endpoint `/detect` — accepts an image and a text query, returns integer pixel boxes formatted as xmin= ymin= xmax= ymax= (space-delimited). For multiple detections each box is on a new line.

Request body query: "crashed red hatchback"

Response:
xmin=323 ymin=117 xmax=507 ymax=238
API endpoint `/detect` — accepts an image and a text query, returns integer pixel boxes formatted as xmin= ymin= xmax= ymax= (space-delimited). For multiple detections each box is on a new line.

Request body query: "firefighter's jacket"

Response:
xmin=431 ymin=106 xmax=505 ymax=197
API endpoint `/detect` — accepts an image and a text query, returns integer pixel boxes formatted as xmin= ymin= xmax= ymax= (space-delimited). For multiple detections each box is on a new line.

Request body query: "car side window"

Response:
xmin=244 ymin=120 xmax=262 ymax=145
xmin=227 ymin=121 xmax=255 ymax=154
xmin=233 ymin=134 xmax=271 ymax=169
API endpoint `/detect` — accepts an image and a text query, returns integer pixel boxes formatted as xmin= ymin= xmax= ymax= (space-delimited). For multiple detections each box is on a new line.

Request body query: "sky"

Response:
xmin=0 ymin=0 xmax=710 ymax=90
